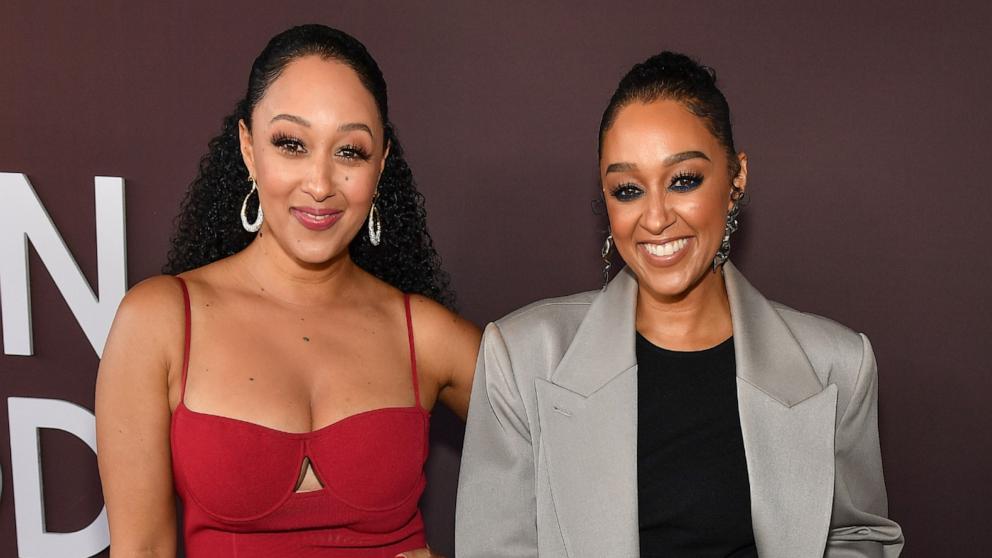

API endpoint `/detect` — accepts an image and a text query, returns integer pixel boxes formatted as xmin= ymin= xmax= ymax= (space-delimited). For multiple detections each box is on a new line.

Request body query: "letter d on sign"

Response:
xmin=8 ymin=397 xmax=109 ymax=557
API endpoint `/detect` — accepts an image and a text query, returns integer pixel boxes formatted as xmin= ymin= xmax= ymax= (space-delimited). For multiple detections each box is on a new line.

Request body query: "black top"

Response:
xmin=636 ymin=333 xmax=758 ymax=558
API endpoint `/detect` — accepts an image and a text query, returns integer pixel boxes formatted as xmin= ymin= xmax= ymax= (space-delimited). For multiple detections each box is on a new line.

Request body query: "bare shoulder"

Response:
xmin=406 ymin=295 xmax=481 ymax=416
xmin=103 ymin=274 xmax=187 ymax=379
xmin=407 ymin=294 xmax=482 ymax=350
xmin=407 ymin=294 xmax=482 ymax=382
xmin=347 ymin=269 xmax=481 ymax=351
xmin=114 ymin=275 xmax=186 ymax=331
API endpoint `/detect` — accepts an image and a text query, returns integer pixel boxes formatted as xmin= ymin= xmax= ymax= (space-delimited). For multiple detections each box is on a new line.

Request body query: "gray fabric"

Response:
xmin=455 ymin=263 xmax=904 ymax=557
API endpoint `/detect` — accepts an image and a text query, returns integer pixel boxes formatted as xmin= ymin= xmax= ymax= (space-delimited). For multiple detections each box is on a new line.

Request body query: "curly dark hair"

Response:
xmin=163 ymin=24 xmax=454 ymax=307
xmin=598 ymin=51 xmax=741 ymax=179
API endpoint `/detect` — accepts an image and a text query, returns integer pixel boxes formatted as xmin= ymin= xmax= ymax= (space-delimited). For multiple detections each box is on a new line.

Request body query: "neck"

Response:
xmin=235 ymin=230 xmax=359 ymax=307
xmin=634 ymin=268 xmax=733 ymax=351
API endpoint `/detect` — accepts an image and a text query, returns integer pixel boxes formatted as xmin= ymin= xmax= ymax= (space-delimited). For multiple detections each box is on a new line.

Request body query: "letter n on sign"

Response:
xmin=0 ymin=173 xmax=126 ymax=357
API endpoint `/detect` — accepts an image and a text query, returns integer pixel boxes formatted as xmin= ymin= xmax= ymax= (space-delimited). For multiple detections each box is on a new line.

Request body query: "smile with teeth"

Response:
xmin=304 ymin=213 xmax=332 ymax=221
xmin=643 ymin=238 xmax=689 ymax=257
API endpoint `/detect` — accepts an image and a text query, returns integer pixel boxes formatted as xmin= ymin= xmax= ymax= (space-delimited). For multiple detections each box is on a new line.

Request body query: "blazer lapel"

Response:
xmin=536 ymin=268 xmax=640 ymax=557
xmin=536 ymin=264 xmax=838 ymax=557
xmin=725 ymin=263 xmax=837 ymax=557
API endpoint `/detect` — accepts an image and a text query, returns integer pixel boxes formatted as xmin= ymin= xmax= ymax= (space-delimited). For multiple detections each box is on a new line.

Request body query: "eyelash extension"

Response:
xmin=609 ymin=182 xmax=643 ymax=201
xmin=609 ymin=170 xmax=703 ymax=201
xmin=338 ymin=143 xmax=372 ymax=161
xmin=271 ymin=132 xmax=306 ymax=154
xmin=670 ymin=170 xmax=704 ymax=192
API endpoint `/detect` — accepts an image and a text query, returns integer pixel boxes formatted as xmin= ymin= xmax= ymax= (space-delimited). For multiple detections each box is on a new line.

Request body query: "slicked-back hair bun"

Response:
xmin=598 ymin=51 xmax=740 ymax=178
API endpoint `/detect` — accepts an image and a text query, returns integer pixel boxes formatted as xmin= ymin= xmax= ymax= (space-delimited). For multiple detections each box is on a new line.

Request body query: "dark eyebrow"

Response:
xmin=268 ymin=116 xmax=375 ymax=141
xmin=270 ymin=113 xmax=311 ymax=127
xmin=338 ymin=122 xmax=374 ymax=139
xmin=605 ymin=162 xmax=637 ymax=174
xmin=605 ymin=151 xmax=710 ymax=175
xmin=663 ymin=150 xmax=710 ymax=166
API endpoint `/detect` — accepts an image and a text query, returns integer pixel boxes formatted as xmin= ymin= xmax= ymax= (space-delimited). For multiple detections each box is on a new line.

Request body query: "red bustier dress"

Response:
xmin=170 ymin=278 xmax=430 ymax=557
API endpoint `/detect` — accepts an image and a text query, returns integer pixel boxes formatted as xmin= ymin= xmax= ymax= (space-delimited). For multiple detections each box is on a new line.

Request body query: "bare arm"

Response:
xmin=409 ymin=295 xmax=482 ymax=420
xmin=95 ymin=277 xmax=183 ymax=558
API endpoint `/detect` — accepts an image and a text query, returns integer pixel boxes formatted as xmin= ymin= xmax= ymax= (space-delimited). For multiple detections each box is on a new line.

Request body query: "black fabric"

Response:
xmin=635 ymin=333 xmax=758 ymax=558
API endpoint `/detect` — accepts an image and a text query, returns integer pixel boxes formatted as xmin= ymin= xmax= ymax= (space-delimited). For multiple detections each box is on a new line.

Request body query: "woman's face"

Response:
xmin=600 ymin=99 xmax=747 ymax=300
xmin=239 ymin=55 xmax=387 ymax=266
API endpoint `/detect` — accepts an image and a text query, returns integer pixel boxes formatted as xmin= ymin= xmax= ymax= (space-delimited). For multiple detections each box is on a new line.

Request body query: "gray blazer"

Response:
xmin=455 ymin=263 xmax=903 ymax=557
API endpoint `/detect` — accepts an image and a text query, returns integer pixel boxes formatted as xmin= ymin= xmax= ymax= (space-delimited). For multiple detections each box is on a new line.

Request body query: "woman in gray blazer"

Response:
xmin=456 ymin=52 xmax=903 ymax=557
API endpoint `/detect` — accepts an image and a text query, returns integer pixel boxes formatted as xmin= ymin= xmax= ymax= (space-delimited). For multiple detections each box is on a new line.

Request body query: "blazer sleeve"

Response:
xmin=455 ymin=322 xmax=539 ymax=558
xmin=824 ymin=334 xmax=905 ymax=557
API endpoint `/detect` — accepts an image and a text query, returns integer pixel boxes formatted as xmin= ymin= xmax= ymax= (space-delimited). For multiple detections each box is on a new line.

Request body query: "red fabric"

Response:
xmin=171 ymin=278 xmax=429 ymax=557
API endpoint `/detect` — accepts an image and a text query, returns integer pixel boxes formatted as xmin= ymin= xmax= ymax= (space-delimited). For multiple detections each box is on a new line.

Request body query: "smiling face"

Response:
xmin=600 ymin=99 xmax=747 ymax=301
xmin=238 ymin=55 xmax=388 ymax=266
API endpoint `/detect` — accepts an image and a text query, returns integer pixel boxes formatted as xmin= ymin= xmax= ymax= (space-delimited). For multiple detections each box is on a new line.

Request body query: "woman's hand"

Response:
xmin=396 ymin=548 xmax=444 ymax=558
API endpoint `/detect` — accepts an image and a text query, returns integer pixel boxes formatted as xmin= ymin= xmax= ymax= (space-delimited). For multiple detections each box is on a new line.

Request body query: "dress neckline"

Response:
xmin=174 ymin=400 xmax=428 ymax=439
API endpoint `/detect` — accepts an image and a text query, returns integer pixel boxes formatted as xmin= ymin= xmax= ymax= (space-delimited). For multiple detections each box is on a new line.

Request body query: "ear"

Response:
xmin=238 ymin=119 xmax=256 ymax=179
xmin=373 ymin=139 xmax=391 ymax=197
xmin=378 ymin=139 xmax=391 ymax=177
xmin=730 ymin=151 xmax=748 ymax=209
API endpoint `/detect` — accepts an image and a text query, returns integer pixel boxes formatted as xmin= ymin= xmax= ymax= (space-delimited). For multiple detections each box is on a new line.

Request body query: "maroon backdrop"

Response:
xmin=2 ymin=2 xmax=990 ymax=556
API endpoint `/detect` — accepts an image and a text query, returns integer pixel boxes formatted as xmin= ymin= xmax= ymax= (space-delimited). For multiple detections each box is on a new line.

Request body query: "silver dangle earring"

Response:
xmin=712 ymin=186 xmax=746 ymax=271
xmin=240 ymin=177 xmax=264 ymax=233
xmin=367 ymin=195 xmax=382 ymax=246
xmin=601 ymin=232 xmax=613 ymax=290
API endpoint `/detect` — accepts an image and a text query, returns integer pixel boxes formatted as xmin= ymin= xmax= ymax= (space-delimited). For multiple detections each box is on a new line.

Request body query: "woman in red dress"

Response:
xmin=96 ymin=25 xmax=479 ymax=558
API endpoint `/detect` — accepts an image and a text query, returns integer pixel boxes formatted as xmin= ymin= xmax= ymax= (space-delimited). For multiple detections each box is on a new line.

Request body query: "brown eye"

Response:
xmin=271 ymin=134 xmax=306 ymax=154
xmin=669 ymin=171 xmax=703 ymax=192
xmin=610 ymin=183 xmax=644 ymax=202
xmin=337 ymin=144 xmax=371 ymax=161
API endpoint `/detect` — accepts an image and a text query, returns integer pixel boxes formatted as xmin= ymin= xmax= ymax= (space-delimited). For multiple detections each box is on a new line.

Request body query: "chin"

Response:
xmin=291 ymin=244 xmax=345 ymax=267
xmin=634 ymin=262 xmax=710 ymax=300
xmin=641 ymin=280 xmax=692 ymax=299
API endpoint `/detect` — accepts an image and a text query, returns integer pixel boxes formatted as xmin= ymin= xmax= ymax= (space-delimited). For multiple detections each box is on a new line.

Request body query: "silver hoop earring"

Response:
xmin=240 ymin=178 xmax=264 ymax=233
xmin=712 ymin=187 xmax=746 ymax=271
xmin=601 ymin=233 xmax=613 ymax=290
xmin=367 ymin=199 xmax=382 ymax=246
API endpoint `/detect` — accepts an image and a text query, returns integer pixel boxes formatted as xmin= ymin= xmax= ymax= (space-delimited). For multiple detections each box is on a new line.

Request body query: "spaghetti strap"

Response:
xmin=402 ymin=294 xmax=422 ymax=409
xmin=176 ymin=276 xmax=192 ymax=403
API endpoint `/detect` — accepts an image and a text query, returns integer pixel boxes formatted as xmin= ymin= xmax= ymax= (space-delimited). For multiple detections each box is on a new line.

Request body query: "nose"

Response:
xmin=640 ymin=188 xmax=675 ymax=234
xmin=302 ymin=157 xmax=336 ymax=202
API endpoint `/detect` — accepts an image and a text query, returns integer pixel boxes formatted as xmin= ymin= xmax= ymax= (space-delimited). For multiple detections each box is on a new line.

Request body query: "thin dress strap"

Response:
xmin=176 ymin=276 xmax=192 ymax=403
xmin=402 ymin=294 xmax=422 ymax=409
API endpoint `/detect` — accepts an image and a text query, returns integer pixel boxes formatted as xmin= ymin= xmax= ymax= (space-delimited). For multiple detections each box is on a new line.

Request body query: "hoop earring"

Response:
xmin=367 ymin=196 xmax=382 ymax=246
xmin=240 ymin=178 xmax=263 ymax=233
xmin=601 ymin=233 xmax=613 ymax=290
xmin=712 ymin=186 xmax=747 ymax=271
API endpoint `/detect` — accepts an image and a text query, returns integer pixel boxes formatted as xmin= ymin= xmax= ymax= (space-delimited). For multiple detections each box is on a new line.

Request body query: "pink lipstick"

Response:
xmin=291 ymin=207 xmax=343 ymax=231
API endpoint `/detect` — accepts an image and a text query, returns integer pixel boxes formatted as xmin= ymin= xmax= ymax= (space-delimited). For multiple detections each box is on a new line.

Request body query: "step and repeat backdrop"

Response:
xmin=2 ymin=2 xmax=990 ymax=556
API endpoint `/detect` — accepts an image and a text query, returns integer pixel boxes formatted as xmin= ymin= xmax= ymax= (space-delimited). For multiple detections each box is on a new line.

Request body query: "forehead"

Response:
xmin=253 ymin=55 xmax=381 ymax=127
xmin=601 ymin=99 xmax=721 ymax=165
